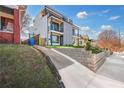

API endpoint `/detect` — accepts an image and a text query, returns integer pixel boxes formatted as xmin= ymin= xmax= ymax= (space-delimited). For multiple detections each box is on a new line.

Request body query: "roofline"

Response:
xmin=3 ymin=5 xmax=18 ymax=9
xmin=43 ymin=6 xmax=65 ymax=18
xmin=40 ymin=6 xmax=79 ymax=28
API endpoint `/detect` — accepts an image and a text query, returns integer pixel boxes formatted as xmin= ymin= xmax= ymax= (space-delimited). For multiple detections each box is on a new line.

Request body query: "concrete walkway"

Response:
xmin=35 ymin=45 xmax=124 ymax=88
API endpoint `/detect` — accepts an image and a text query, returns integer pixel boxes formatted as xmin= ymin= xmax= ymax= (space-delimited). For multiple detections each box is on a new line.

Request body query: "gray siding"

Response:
xmin=63 ymin=22 xmax=73 ymax=45
xmin=34 ymin=14 xmax=48 ymax=38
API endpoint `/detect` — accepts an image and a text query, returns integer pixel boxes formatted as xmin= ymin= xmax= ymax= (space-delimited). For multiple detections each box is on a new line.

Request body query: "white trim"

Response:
xmin=72 ymin=35 xmax=80 ymax=38
xmin=49 ymin=30 xmax=64 ymax=35
xmin=0 ymin=30 xmax=13 ymax=33
xmin=49 ymin=16 xmax=64 ymax=23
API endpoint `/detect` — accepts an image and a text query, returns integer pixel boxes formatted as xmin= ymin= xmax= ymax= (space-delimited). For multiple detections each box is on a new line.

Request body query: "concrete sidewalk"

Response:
xmin=34 ymin=45 xmax=124 ymax=88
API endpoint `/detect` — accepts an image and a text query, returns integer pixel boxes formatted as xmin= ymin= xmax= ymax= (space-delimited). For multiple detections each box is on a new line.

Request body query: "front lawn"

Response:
xmin=0 ymin=44 xmax=59 ymax=88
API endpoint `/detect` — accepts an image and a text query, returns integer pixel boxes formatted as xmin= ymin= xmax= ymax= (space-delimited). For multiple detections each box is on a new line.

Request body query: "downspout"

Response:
xmin=51 ymin=32 xmax=52 ymax=46
xmin=78 ymin=28 xmax=80 ymax=46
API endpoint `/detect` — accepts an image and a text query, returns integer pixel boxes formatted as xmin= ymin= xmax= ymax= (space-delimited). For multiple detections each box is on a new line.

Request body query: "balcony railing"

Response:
xmin=49 ymin=22 xmax=63 ymax=32
xmin=49 ymin=26 xmax=63 ymax=32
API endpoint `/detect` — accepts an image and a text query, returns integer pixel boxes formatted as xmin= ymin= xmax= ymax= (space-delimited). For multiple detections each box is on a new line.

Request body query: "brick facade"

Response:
xmin=0 ymin=32 xmax=14 ymax=43
xmin=13 ymin=9 xmax=20 ymax=44
xmin=0 ymin=6 xmax=20 ymax=44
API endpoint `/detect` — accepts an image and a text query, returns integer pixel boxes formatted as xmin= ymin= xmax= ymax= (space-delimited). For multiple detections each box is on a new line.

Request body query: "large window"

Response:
xmin=0 ymin=17 xmax=13 ymax=32
xmin=52 ymin=35 xmax=59 ymax=43
xmin=50 ymin=22 xmax=59 ymax=31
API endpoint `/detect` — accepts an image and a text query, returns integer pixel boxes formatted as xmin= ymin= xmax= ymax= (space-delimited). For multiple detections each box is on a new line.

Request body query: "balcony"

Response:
xmin=49 ymin=26 xmax=63 ymax=32
xmin=48 ymin=21 xmax=64 ymax=34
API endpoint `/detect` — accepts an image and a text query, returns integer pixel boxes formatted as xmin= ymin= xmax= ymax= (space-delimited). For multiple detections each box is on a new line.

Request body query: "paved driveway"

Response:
xmin=97 ymin=53 xmax=124 ymax=83
xmin=35 ymin=46 xmax=124 ymax=88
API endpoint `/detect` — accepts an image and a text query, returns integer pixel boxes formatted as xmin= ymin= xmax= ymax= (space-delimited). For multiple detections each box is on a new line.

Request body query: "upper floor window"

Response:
xmin=50 ymin=22 xmax=59 ymax=31
xmin=72 ymin=29 xmax=79 ymax=36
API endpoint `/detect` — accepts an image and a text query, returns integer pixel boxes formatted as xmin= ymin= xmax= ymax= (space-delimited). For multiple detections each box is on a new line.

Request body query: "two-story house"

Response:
xmin=33 ymin=6 xmax=80 ymax=46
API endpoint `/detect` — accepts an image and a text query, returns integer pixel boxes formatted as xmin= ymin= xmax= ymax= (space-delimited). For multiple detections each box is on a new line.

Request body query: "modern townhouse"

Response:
xmin=33 ymin=6 xmax=81 ymax=46
xmin=0 ymin=5 xmax=26 ymax=44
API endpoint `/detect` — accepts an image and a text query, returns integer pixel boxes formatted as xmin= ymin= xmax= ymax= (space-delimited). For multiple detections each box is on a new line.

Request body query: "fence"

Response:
xmin=22 ymin=34 xmax=40 ymax=45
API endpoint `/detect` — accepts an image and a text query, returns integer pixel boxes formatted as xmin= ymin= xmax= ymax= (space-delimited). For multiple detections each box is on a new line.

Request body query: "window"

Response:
xmin=72 ymin=29 xmax=75 ymax=35
xmin=50 ymin=22 xmax=59 ymax=31
xmin=0 ymin=17 xmax=13 ymax=32
xmin=72 ymin=29 xmax=79 ymax=36
xmin=52 ymin=35 xmax=59 ymax=43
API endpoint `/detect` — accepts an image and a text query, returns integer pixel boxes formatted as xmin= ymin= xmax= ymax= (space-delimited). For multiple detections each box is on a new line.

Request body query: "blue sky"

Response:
xmin=27 ymin=5 xmax=124 ymax=39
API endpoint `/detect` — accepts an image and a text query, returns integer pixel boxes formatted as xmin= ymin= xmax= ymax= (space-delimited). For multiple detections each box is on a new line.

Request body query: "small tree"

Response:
xmin=83 ymin=35 xmax=91 ymax=50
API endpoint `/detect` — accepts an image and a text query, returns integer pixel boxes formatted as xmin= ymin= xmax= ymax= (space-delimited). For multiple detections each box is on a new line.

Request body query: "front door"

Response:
xmin=60 ymin=35 xmax=63 ymax=46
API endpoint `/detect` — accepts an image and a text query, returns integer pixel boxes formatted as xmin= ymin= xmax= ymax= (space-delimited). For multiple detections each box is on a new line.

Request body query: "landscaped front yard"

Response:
xmin=0 ymin=44 xmax=59 ymax=88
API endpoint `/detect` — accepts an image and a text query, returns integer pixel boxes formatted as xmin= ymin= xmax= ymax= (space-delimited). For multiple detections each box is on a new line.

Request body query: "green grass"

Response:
xmin=46 ymin=45 xmax=84 ymax=48
xmin=0 ymin=44 xmax=59 ymax=88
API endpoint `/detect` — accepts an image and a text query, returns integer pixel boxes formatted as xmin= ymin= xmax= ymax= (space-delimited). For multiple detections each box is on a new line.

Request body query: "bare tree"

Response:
xmin=97 ymin=30 xmax=120 ymax=51
xmin=21 ymin=14 xmax=32 ymax=32
xmin=21 ymin=14 xmax=32 ymax=41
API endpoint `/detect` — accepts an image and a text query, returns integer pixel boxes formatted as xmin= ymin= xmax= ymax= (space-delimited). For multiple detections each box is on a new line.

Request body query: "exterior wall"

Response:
xmin=0 ymin=32 xmax=14 ymax=43
xmin=63 ymin=22 xmax=73 ymax=45
xmin=34 ymin=14 xmax=48 ymax=38
xmin=34 ymin=14 xmax=48 ymax=45
xmin=13 ymin=9 xmax=20 ymax=44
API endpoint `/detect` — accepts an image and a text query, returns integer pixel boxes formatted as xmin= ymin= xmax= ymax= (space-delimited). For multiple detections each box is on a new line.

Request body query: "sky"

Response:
xmin=27 ymin=5 xmax=124 ymax=39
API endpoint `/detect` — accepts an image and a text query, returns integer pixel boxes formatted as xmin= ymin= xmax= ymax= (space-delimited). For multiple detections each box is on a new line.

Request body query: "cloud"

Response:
xmin=79 ymin=26 xmax=99 ymax=37
xmin=108 ymin=16 xmax=120 ymax=20
xmin=76 ymin=9 xmax=110 ymax=19
xmin=101 ymin=25 xmax=112 ymax=31
xmin=102 ymin=9 xmax=110 ymax=13
xmin=77 ymin=11 xmax=88 ymax=19
xmin=89 ymin=9 xmax=110 ymax=16
xmin=80 ymin=26 xmax=91 ymax=32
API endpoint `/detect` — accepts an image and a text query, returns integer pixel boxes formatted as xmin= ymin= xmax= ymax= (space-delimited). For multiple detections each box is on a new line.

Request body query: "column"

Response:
xmin=13 ymin=9 xmax=20 ymax=44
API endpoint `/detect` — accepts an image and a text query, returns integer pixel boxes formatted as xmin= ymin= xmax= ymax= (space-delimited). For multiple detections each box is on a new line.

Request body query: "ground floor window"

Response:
xmin=52 ymin=35 xmax=59 ymax=43
xmin=0 ymin=16 xmax=13 ymax=32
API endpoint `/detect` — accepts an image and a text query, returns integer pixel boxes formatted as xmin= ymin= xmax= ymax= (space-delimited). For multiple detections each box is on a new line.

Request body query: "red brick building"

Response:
xmin=0 ymin=5 xmax=26 ymax=44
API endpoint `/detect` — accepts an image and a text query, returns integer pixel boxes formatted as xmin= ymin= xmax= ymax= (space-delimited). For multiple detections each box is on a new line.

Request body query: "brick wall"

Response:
xmin=0 ymin=32 xmax=14 ymax=43
xmin=0 ymin=8 xmax=20 ymax=44
xmin=13 ymin=9 xmax=20 ymax=44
